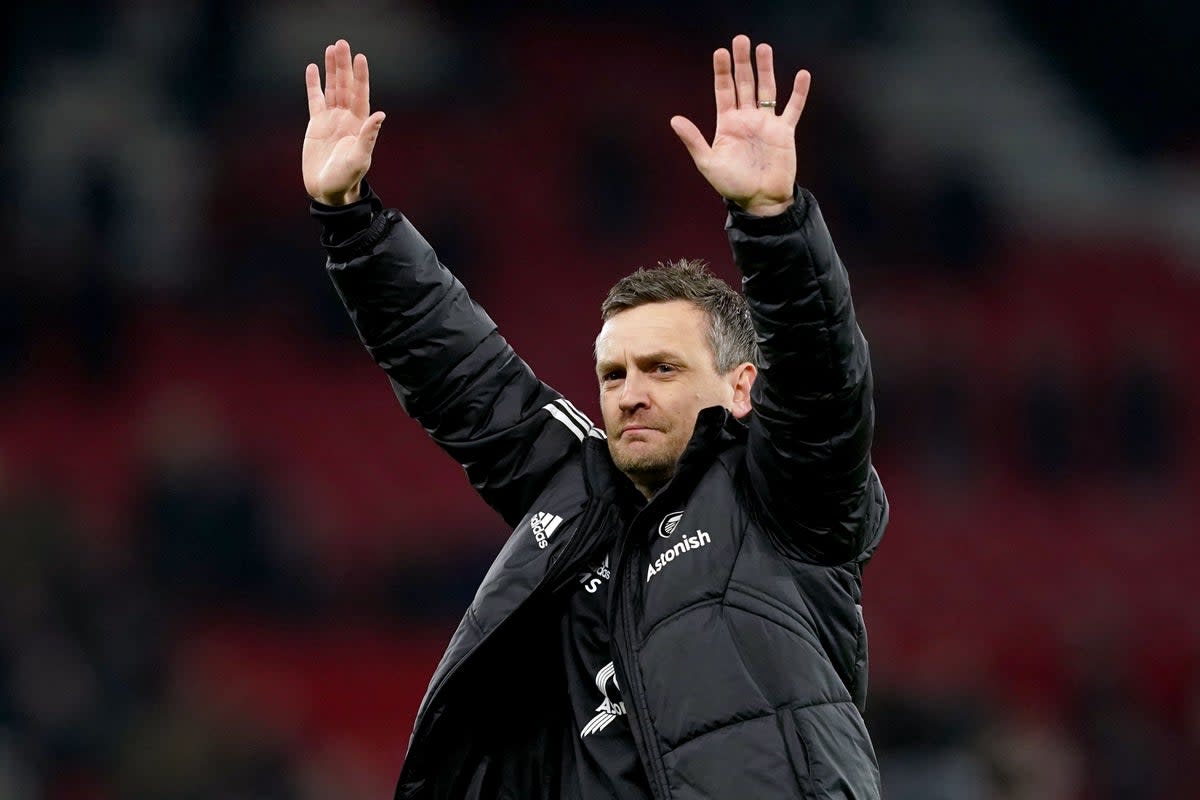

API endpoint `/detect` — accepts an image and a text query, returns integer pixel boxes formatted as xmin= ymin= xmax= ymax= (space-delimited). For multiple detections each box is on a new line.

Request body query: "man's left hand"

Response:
xmin=671 ymin=34 xmax=810 ymax=217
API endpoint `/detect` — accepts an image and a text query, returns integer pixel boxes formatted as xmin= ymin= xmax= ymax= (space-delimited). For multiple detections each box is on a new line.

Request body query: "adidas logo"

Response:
xmin=531 ymin=511 xmax=564 ymax=549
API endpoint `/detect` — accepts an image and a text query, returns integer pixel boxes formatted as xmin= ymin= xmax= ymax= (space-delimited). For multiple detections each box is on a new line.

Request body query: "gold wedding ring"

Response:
xmin=757 ymin=100 xmax=777 ymax=108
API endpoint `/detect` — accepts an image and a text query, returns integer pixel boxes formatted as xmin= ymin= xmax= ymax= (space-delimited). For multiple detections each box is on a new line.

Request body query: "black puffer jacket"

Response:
xmin=314 ymin=184 xmax=889 ymax=799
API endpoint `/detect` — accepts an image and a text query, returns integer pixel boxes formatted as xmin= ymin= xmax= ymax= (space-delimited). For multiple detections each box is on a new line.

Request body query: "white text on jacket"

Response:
xmin=646 ymin=530 xmax=712 ymax=582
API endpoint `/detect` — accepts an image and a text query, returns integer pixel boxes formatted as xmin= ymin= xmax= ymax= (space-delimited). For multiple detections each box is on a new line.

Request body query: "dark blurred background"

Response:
xmin=2 ymin=2 xmax=1198 ymax=798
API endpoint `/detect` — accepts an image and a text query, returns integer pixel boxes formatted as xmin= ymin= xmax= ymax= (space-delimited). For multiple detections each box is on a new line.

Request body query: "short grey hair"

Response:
xmin=599 ymin=259 xmax=759 ymax=372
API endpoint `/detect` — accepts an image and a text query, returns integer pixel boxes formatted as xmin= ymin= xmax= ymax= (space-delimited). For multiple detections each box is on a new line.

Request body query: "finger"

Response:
xmin=335 ymin=39 xmax=353 ymax=109
xmin=780 ymin=69 xmax=812 ymax=128
xmin=731 ymin=34 xmax=755 ymax=110
xmin=713 ymin=48 xmax=735 ymax=115
xmin=306 ymin=63 xmax=326 ymax=118
xmin=755 ymin=43 xmax=776 ymax=110
xmin=670 ymin=115 xmax=711 ymax=164
xmin=352 ymin=52 xmax=370 ymax=119
xmin=324 ymin=44 xmax=336 ymax=107
xmin=354 ymin=111 xmax=386 ymax=160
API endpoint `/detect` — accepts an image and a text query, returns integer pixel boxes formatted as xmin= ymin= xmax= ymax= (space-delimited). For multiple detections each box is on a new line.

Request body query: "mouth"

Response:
xmin=620 ymin=425 xmax=658 ymax=437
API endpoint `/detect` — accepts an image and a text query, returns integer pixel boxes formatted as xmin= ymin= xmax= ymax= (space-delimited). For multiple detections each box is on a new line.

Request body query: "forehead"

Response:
xmin=595 ymin=300 xmax=710 ymax=360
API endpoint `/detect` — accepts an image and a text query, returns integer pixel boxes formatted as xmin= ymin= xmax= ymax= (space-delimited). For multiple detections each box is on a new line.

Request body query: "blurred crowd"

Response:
xmin=2 ymin=2 xmax=1198 ymax=798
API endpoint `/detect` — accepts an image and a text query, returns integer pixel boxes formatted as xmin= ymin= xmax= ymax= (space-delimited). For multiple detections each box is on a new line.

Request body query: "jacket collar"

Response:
xmin=584 ymin=406 xmax=748 ymax=513
xmin=685 ymin=405 xmax=749 ymax=459
xmin=617 ymin=406 xmax=748 ymax=509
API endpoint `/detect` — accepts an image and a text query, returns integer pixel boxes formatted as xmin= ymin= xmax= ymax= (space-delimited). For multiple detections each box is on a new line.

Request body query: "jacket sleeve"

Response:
xmin=312 ymin=184 xmax=601 ymax=528
xmin=729 ymin=187 xmax=887 ymax=565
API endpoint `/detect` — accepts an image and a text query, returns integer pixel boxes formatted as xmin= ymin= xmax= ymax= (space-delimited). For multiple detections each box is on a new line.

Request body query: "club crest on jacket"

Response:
xmin=658 ymin=511 xmax=685 ymax=539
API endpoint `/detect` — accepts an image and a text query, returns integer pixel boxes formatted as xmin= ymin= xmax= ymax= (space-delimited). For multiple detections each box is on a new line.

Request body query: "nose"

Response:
xmin=618 ymin=371 xmax=650 ymax=414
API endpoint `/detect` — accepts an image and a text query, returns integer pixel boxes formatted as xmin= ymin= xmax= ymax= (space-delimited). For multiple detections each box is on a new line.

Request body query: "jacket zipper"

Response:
xmin=613 ymin=513 xmax=671 ymax=800
xmin=546 ymin=498 xmax=605 ymax=591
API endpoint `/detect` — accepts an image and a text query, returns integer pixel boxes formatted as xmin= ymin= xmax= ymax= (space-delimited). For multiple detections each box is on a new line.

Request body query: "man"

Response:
xmin=304 ymin=34 xmax=888 ymax=800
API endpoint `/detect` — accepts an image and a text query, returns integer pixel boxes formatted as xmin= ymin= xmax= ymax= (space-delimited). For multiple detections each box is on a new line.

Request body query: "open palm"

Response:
xmin=303 ymin=39 xmax=386 ymax=206
xmin=671 ymin=35 xmax=810 ymax=216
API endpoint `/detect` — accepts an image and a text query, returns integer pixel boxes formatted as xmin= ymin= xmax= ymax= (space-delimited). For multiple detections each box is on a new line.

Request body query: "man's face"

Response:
xmin=595 ymin=300 xmax=750 ymax=494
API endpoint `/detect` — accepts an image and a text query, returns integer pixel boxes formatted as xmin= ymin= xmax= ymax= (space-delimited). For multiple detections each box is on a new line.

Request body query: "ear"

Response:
xmin=728 ymin=362 xmax=757 ymax=419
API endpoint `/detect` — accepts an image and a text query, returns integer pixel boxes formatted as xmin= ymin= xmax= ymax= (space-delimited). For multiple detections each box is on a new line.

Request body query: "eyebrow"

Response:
xmin=596 ymin=350 xmax=687 ymax=375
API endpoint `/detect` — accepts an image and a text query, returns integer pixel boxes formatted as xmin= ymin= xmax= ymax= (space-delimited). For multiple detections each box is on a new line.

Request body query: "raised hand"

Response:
xmin=670 ymin=35 xmax=811 ymax=217
xmin=303 ymin=39 xmax=386 ymax=206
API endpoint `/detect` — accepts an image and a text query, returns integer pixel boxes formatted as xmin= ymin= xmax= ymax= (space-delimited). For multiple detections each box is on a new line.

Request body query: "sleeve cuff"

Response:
xmin=724 ymin=185 xmax=811 ymax=236
xmin=309 ymin=180 xmax=385 ymax=246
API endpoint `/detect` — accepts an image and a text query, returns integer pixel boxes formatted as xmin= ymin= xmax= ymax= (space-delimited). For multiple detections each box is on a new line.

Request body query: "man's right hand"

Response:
xmin=303 ymin=39 xmax=386 ymax=206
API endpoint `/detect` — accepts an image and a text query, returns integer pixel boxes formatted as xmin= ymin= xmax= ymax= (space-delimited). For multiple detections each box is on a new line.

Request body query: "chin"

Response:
xmin=623 ymin=463 xmax=675 ymax=492
xmin=611 ymin=443 xmax=677 ymax=483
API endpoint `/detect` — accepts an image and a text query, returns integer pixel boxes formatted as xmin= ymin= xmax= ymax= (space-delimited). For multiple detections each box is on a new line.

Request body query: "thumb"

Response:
xmin=354 ymin=111 xmax=386 ymax=160
xmin=670 ymin=116 xmax=710 ymax=164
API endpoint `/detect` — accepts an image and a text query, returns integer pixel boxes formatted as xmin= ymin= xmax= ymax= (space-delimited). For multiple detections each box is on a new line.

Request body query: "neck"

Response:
xmin=632 ymin=472 xmax=671 ymax=500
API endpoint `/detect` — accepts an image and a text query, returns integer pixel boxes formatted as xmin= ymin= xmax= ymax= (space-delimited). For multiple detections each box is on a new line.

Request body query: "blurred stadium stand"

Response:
xmin=2 ymin=2 xmax=1198 ymax=798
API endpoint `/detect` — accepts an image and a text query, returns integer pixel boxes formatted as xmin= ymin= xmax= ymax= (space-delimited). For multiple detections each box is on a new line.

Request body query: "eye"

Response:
xmin=601 ymin=369 xmax=625 ymax=382
xmin=654 ymin=363 xmax=676 ymax=374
